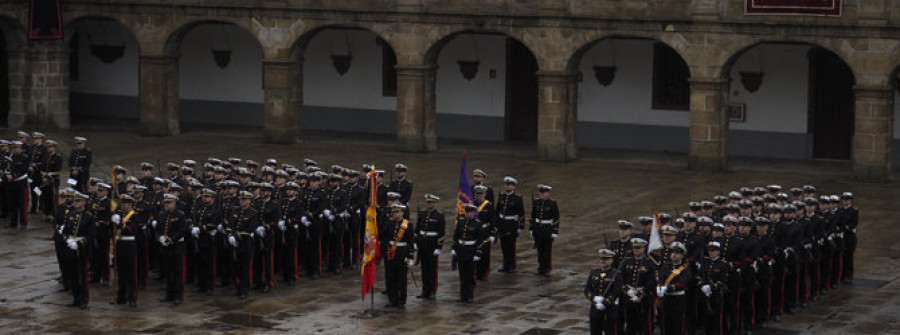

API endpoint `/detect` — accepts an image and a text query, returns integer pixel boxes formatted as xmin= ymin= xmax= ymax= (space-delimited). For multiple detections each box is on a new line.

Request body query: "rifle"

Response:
xmin=604 ymin=233 xmax=610 ymax=249
xmin=409 ymin=261 xmax=419 ymax=288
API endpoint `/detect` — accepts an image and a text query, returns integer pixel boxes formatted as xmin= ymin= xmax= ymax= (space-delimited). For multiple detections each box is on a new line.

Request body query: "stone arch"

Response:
xmin=164 ymin=19 xmax=262 ymax=57
xmin=423 ymin=28 xmax=539 ymax=68
xmin=289 ymin=23 xmax=395 ymax=60
xmin=718 ymin=39 xmax=856 ymax=79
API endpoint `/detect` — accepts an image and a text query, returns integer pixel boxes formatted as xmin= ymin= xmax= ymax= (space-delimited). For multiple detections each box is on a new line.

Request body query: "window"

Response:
xmin=378 ymin=38 xmax=396 ymax=97
xmin=652 ymin=43 xmax=689 ymax=110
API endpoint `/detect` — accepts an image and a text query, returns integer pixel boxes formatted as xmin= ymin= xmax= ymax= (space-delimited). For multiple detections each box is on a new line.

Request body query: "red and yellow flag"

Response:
xmin=361 ymin=168 xmax=380 ymax=300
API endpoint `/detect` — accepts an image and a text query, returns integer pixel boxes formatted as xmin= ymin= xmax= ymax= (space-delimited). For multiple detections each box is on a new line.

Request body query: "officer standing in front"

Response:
xmin=155 ymin=194 xmax=187 ymax=305
xmin=68 ymin=137 xmax=92 ymax=192
xmin=62 ymin=192 xmax=96 ymax=309
xmin=415 ymin=194 xmax=445 ymax=300
xmin=530 ymin=184 xmax=559 ymax=276
xmin=112 ymin=195 xmax=139 ymax=307
xmin=454 ymin=203 xmax=484 ymax=303
xmin=584 ymin=249 xmax=623 ymax=335
xmin=383 ymin=203 xmax=415 ymax=308
xmin=495 ymin=176 xmax=525 ymax=273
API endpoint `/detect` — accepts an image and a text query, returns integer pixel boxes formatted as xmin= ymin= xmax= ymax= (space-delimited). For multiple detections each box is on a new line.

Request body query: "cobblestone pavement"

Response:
xmin=0 ymin=128 xmax=897 ymax=334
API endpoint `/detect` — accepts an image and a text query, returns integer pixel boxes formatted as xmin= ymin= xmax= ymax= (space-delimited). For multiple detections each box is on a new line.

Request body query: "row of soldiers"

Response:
xmin=51 ymin=156 xmax=561 ymax=309
xmin=585 ymin=185 xmax=859 ymax=335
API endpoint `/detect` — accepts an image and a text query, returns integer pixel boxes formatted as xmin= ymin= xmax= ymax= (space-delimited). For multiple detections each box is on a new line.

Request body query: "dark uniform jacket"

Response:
xmin=584 ymin=267 xmax=623 ymax=312
xmin=453 ymin=217 xmax=485 ymax=261
xmin=415 ymin=209 xmax=446 ymax=252
xmin=530 ymin=198 xmax=559 ymax=238
xmin=495 ymin=192 xmax=525 ymax=234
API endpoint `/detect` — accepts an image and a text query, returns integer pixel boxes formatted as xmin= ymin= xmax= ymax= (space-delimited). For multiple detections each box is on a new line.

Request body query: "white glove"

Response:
xmin=228 ymin=235 xmax=238 ymax=247
xmin=592 ymin=296 xmax=603 ymax=305
xmin=191 ymin=227 xmax=200 ymax=238
xmin=701 ymin=284 xmax=712 ymax=297
xmin=626 ymin=288 xmax=637 ymax=299
xmin=301 ymin=216 xmax=311 ymax=226
xmin=413 ymin=243 xmax=418 ymax=251
xmin=68 ymin=239 xmax=78 ymax=251
xmin=278 ymin=220 xmax=286 ymax=231
xmin=255 ymin=226 xmax=266 ymax=238
xmin=323 ymin=209 xmax=332 ymax=218
xmin=783 ymin=249 xmax=790 ymax=259
xmin=327 ymin=214 xmax=335 ymax=221
xmin=451 ymin=249 xmax=457 ymax=257
xmin=751 ymin=262 xmax=759 ymax=272
xmin=340 ymin=211 xmax=350 ymax=219
xmin=158 ymin=236 xmax=167 ymax=245
xmin=768 ymin=260 xmax=775 ymax=266
xmin=150 ymin=219 xmax=158 ymax=229
xmin=595 ymin=302 xmax=606 ymax=311
xmin=111 ymin=214 xmax=121 ymax=224
xmin=489 ymin=236 xmax=495 ymax=243
xmin=630 ymin=295 xmax=641 ymax=303
xmin=656 ymin=285 xmax=667 ymax=297
xmin=551 ymin=233 xmax=558 ymax=239
xmin=217 ymin=224 xmax=225 ymax=232
xmin=517 ymin=229 xmax=523 ymax=234
xmin=696 ymin=262 xmax=702 ymax=270
xmin=406 ymin=259 xmax=415 ymax=267
xmin=58 ymin=226 xmax=65 ymax=235
xmin=433 ymin=249 xmax=441 ymax=256
xmin=473 ymin=256 xmax=481 ymax=262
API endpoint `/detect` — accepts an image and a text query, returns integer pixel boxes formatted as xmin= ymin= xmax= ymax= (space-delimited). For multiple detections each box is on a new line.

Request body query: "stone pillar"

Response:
xmin=852 ymin=85 xmax=893 ymax=182
xmin=688 ymin=78 xmax=728 ymax=172
xmin=11 ymin=41 xmax=69 ymax=129
xmin=263 ymin=59 xmax=301 ymax=144
xmin=139 ymin=55 xmax=179 ymax=136
xmin=395 ymin=65 xmax=436 ymax=152
xmin=537 ymin=71 xmax=577 ymax=162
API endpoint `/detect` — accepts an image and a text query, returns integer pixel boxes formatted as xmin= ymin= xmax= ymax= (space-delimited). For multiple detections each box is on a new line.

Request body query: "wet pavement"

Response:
xmin=0 ymin=127 xmax=898 ymax=334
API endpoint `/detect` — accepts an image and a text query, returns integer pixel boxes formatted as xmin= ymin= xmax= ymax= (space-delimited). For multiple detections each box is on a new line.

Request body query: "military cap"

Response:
xmin=763 ymin=194 xmax=777 ymax=203
xmin=659 ymin=213 xmax=672 ymax=223
xmin=738 ymin=216 xmax=753 ymax=226
xmin=722 ymin=215 xmax=738 ymax=225
xmin=45 ymin=139 xmax=58 ymax=147
xmin=348 ymin=170 xmax=361 ymax=177
xmin=688 ymin=202 xmax=701 ymax=211
xmin=74 ymin=136 xmax=87 ymax=143
xmin=739 ymin=187 xmax=753 ymax=196
xmin=804 ymin=197 xmax=818 ymax=205
xmin=246 ymin=160 xmax=259 ymax=168
xmin=392 ymin=204 xmax=408 ymax=212
xmin=751 ymin=196 xmax=764 ymax=205
xmin=753 ymin=187 xmax=767 ymax=196
xmin=598 ymin=248 xmax=616 ymax=258
xmin=361 ymin=164 xmax=373 ymax=173
xmin=238 ymin=191 xmax=254 ymax=199
xmin=669 ymin=242 xmax=687 ymax=253
xmin=638 ymin=216 xmax=653 ymax=225
xmin=674 ymin=218 xmax=685 ymax=227
xmin=296 ymin=172 xmax=309 ymax=180
xmin=151 ymin=177 xmax=165 ymax=185
xmin=74 ymin=192 xmax=90 ymax=201
xmin=207 ymin=157 xmax=221 ymax=164
xmin=473 ymin=169 xmax=487 ymax=178
xmin=140 ymin=162 xmax=155 ymax=170
xmin=169 ymin=183 xmax=183 ymax=191
xmin=303 ymin=159 xmax=317 ymax=166
xmin=424 ymin=194 xmax=440 ymax=202
xmin=97 ymin=183 xmax=111 ymax=190
xmin=767 ymin=203 xmax=783 ymax=212
xmin=202 ymin=188 xmax=217 ymax=196
xmin=275 ymin=170 xmax=289 ymax=178
xmin=776 ymin=192 xmax=789 ymax=201
xmin=259 ymin=182 xmax=274 ymax=191
xmin=227 ymin=157 xmax=241 ymax=165
xmin=328 ymin=174 xmax=342 ymax=182
xmin=712 ymin=223 xmax=725 ymax=231
xmin=285 ymin=182 xmax=300 ymax=189
xmin=183 ymin=160 xmax=197 ymax=167
xmin=307 ymin=166 xmax=321 ymax=173
xmin=463 ymin=203 xmax=477 ymax=211
xmin=189 ymin=179 xmax=203 ymax=188
xmin=261 ymin=167 xmax=275 ymax=175
xmin=473 ymin=185 xmax=487 ymax=194
xmin=167 ymin=163 xmax=180 ymax=170
xmin=31 ymin=131 xmax=45 ymax=138
xmin=682 ymin=212 xmax=698 ymax=221
xmin=738 ymin=199 xmax=753 ymax=208
xmin=213 ymin=166 xmax=227 ymax=174
xmin=697 ymin=216 xmax=713 ymax=225
xmin=133 ymin=185 xmax=147 ymax=192
xmin=221 ymin=162 xmax=234 ymax=170
xmin=89 ymin=177 xmax=101 ymax=185
xmin=331 ymin=165 xmax=343 ymax=173
xmin=375 ymin=169 xmax=385 ymax=176
xmin=841 ymin=192 xmax=853 ymax=199
xmin=728 ymin=191 xmax=742 ymax=200
xmin=182 ymin=167 xmax=194 ymax=175
xmin=802 ymin=185 xmax=816 ymax=193
xmin=119 ymin=194 xmax=135 ymax=203
xmin=387 ymin=191 xmax=401 ymax=199
xmin=789 ymin=187 xmax=803 ymax=196
xmin=503 ymin=176 xmax=518 ymax=185
xmin=661 ymin=225 xmax=678 ymax=235
xmin=701 ymin=201 xmax=715 ymax=209
xmin=767 ymin=184 xmax=782 ymax=192
xmin=10 ymin=140 xmax=22 ymax=147
xmin=16 ymin=131 xmax=29 ymax=138
xmin=707 ymin=241 xmax=722 ymax=250
xmin=713 ymin=195 xmax=727 ymax=204
xmin=163 ymin=194 xmax=178 ymax=202
xmin=829 ymin=195 xmax=840 ymax=202
xmin=265 ymin=158 xmax=277 ymax=166
xmin=61 ymin=187 xmax=76 ymax=196
xmin=113 ymin=165 xmax=127 ymax=174
xmin=631 ymin=238 xmax=648 ymax=247
xmin=286 ymin=167 xmax=300 ymax=175
xmin=725 ymin=204 xmax=740 ymax=212
xmin=394 ymin=163 xmax=408 ymax=172
xmin=0 ymin=140 xmax=10 ymax=146
xmin=308 ymin=173 xmax=323 ymax=181
xmin=537 ymin=184 xmax=552 ymax=192
xmin=617 ymin=220 xmax=634 ymax=229
xmin=754 ymin=217 xmax=770 ymax=225
xmin=783 ymin=204 xmax=797 ymax=212
xmin=792 ymin=201 xmax=806 ymax=208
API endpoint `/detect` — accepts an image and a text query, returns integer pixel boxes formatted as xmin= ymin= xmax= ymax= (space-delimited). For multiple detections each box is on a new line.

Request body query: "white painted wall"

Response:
xmin=303 ymin=29 xmax=396 ymax=111
xmin=727 ymin=44 xmax=812 ymax=133
xmin=69 ymin=21 xmax=139 ymax=96
xmin=179 ymin=24 xmax=263 ymax=103
xmin=576 ymin=39 xmax=689 ymax=127
xmin=436 ymin=34 xmax=507 ymax=117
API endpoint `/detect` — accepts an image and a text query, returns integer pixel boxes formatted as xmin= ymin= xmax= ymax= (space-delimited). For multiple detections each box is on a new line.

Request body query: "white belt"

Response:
xmin=389 ymin=241 xmax=408 ymax=247
xmin=501 ymin=215 xmax=519 ymax=221
xmin=537 ymin=219 xmax=554 ymax=224
xmin=119 ymin=236 xmax=135 ymax=241
xmin=665 ymin=291 xmax=685 ymax=296
xmin=420 ymin=231 xmax=439 ymax=237
xmin=177 ymin=237 xmax=185 ymax=243
xmin=14 ymin=174 xmax=27 ymax=182
xmin=459 ymin=240 xmax=477 ymax=246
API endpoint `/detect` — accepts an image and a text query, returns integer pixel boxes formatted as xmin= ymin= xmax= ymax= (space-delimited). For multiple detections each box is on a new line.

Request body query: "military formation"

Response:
xmin=585 ymin=185 xmax=859 ymax=335
xmin=23 ymin=134 xmax=564 ymax=310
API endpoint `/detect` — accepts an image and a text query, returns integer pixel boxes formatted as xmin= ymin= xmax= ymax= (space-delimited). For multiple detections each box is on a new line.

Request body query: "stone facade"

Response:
xmin=0 ymin=0 xmax=897 ymax=181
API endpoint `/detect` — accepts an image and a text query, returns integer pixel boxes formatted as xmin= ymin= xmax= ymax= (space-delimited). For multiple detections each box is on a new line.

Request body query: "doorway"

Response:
xmin=808 ymin=47 xmax=854 ymax=160
xmin=505 ymin=38 xmax=538 ymax=142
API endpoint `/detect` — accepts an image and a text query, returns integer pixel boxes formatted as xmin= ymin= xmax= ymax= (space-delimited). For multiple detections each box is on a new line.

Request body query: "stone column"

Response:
xmin=11 ymin=41 xmax=69 ymax=129
xmin=395 ymin=65 xmax=436 ymax=152
xmin=139 ymin=55 xmax=179 ymax=136
xmin=852 ymin=85 xmax=893 ymax=182
xmin=688 ymin=78 xmax=728 ymax=172
xmin=537 ymin=71 xmax=577 ymax=162
xmin=263 ymin=59 xmax=301 ymax=144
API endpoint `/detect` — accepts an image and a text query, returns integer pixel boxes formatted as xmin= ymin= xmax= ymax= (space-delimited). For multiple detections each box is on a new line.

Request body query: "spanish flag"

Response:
xmin=361 ymin=168 xmax=380 ymax=300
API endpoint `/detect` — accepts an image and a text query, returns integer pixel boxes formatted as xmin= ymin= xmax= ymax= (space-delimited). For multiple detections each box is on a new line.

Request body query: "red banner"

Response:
xmin=29 ymin=0 xmax=63 ymax=40
xmin=746 ymin=0 xmax=841 ymax=16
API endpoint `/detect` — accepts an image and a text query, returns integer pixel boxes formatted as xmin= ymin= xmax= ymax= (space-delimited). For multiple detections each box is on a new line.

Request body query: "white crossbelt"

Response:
xmin=176 ymin=237 xmax=184 ymax=243
xmin=665 ymin=291 xmax=685 ymax=296
xmin=537 ymin=219 xmax=554 ymax=224
xmin=419 ymin=230 xmax=439 ymax=237
xmin=501 ymin=215 xmax=519 ymax=220
xmin=119 ymin=236 xmax=135 ymax=241
xmin=389 ymin=241 xmax=408 ymax=247
xmin=459 ymin=240 xmax=477 ymax=246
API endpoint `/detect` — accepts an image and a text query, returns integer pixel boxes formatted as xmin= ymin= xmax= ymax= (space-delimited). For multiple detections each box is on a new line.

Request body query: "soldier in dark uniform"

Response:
xmin=155 ymin=194 xmax=187 ymax=305
xmin=27 ymin=132 xmax=47 ymax=214
xmin=454 ymin=203 xmax=484 ymax=303
xmin=620 ymin=238 xmax=658 ymax=335
xmin=48 ymin=188 xmax=75 ymax=292
xmin=130 ymin=186 xmax=152 ymax=289
xmin=89 ymin=183 xmax=113 ymax=286
xmin=530 ymin=184 xmax=559 ymax=276
xmin=6 ymin=141 xmax=29 ymax=229
xmin=384 ymin=203 xmax=415 ymax=308
xmin=777 ymin=205 xmax=803 ymax=317
xmin=324 ymin=174 xmax=348 ymax=274
xmin=495 ymin=176 xmax=525 ymax=273
xmin=839 ymin=192 xmax=857 ymax=283
xmin=344 ymin=170 xmax=366 ymax=270
xmin=253 ymin=183 xmax=280 ymax=291
xmin=0 ymin=141 xmax=10 ymax=219
xmin=717 ymin=216 xmax=744 ymax=334
xmin=697 ymin=241 xmax=730 ymax=335
xmin=62 ymin=192 xmax=96 ymax=309
xmin=585 ymin=248 xmax=623 ymax=335
xmin=227 ymin=191 xmax=260 ymax=300
xmin=738 ymin=216 xmax=759 ymax=333
xmin=278 ymin=182 xmax=302 ymax=286
xmin=473 ymin=185 xmax=495 ymax=280
xmin=300 ymin=173 xmax=326 ymax=279
xmin=376 ymin=170 xmax=389 ymax=208
xmin=656 ymin=242 xmax=693 ymax=335
xmin=112 ymin=194 xmax=139 ymax=307
xmin=470 ymin=169 xmax=494 ymax=204
xmin=609 ymin=220 xmax=634 ymax=270
xmin=139 ymin=162 xmax=155 ymax=189
xmin=41 ymin=140 xmax=63 ymax=215
xmin=68 ymin=137 xmax=91 ymax=193
xmin=389 ymin=163 xmax=413 ymax=205
xmin=651 ymin=225 xmax=679 ymax=265
xmin=802 ymin=198 xmax=825 ymax=302
xmin=415 ymin=194 xmax=445 ymax=300
xmin=820 ymin=195 xmax=839 ymax=291
xmin=633 ymin=216 xmax=653 ymax=242
xmin=754 ymin=217 xmax=776 ymax=327
xmin=191 ymin=188 xmax=221 ymax=295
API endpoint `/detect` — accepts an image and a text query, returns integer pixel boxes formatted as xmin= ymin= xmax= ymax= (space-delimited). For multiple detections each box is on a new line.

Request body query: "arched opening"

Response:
xmin=166 ymin=21 xmax=264 ymax=131
xmin=66 ymin=17 xmax=140 ymax=128
xmin=568 ymin=38 xmax=691 ymax=153
xmin=723 ymin=43 xmax=855 ymax=160
xmin=426 ymin=32 xmax=539 ymax=143
xmin=294 ymin=27 xmax=397 ymax=135
xmin=0 ymin=16 xmax=26 ymax=128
